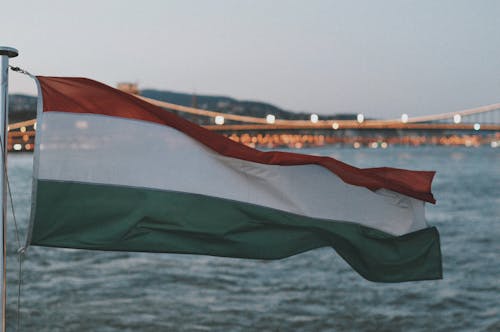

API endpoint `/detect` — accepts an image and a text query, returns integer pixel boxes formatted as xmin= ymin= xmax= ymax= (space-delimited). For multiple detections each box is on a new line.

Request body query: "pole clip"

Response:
xmin=9 ymin=65 xmax=32 ymax=76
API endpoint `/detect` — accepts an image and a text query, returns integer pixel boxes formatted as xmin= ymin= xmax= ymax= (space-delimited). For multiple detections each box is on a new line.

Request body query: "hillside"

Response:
xmin=9 ymin=94 xmax=37 ymax=122
xmin=7 ymin=90 xmax=359 ymax=124
xmin=141 ymin=89 xmax=358 ymax=123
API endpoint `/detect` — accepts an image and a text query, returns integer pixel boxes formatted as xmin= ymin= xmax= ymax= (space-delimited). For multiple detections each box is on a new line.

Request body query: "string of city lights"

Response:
xmin=137 ymin=95 xmax=500 ymax=131
xmin=6 ymin=96 xmax=500 ymax=137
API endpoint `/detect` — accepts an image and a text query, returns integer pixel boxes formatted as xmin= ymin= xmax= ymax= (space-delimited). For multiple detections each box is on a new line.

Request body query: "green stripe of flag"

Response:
xmin=31 ymin=180 xmax=442 ymax=282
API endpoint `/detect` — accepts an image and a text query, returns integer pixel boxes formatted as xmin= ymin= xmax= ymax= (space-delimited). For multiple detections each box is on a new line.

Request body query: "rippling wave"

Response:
xmin=5 ymin=147 xmax=500 ymax=331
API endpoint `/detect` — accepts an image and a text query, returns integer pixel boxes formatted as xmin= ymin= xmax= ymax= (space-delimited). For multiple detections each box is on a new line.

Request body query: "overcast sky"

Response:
xmin=2 ymin=0 xmax=499 ymax=118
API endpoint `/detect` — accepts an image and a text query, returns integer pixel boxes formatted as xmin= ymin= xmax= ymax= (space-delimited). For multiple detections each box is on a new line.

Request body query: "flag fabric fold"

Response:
xmin=27 ymin=76 xmax=442 ymax=282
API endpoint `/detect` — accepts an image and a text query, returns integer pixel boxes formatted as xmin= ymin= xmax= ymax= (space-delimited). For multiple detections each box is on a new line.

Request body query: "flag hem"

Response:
xmin=25 ymin=76 xmax=44 ymax=248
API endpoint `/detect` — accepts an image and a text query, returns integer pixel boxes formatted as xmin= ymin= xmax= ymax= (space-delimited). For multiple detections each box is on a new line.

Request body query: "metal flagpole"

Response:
xmin=0 ymin=46 xmax=18 ymax=332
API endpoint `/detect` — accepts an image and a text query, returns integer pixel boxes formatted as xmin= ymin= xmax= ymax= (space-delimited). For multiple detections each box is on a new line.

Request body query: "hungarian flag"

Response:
xmin=27 ymin=77 xmax=442 ymax=282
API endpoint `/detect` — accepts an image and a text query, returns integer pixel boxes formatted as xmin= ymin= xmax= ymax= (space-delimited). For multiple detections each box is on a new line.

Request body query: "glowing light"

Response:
xmin=453 ymin=114 xmax=461 ymax=124
xmin=310 ymin=114 xmax=319 ymax=123
xmin=332 ymin=122 xmax=339 ymax=130
xmin=381 ymin=142 xmax=388 ymax=149
xmin=401 ymin=113 xmax=409 ymax=123
xmin=370 ymin=142 xmax=378 ymax=149
xmin=25 ymin=144 xmax=32 ymax=150
xmin=215 ymin=115 xmax=225 ymax=125
xmin=353 ymin=142 xmax=361 ymax=149
xmin=13 ymin=144 xmax=22 ymax=151
xmin=34 ymin=123 xmax=37 ymax=130
xmin=75 ymin=120 xmax=88 ymax=129
xmin=266 ymin=114 xmax=276 ymax=124
xmin=491 ymin=141 xmax=498 ymax=148
xmin=20 ymin=126 xmax=26 ymax=133
xmin=357 ymin=113 xmax=364 ymax=123
xmin=473 ymin=123 xmax=480 ymax=131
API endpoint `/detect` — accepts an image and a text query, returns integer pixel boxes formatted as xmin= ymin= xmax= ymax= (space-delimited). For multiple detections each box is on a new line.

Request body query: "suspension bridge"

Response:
xmin=139 ymin=96 xmax=500 ymax=130
xmin=6 ymin=92 xmax=500 ymax=151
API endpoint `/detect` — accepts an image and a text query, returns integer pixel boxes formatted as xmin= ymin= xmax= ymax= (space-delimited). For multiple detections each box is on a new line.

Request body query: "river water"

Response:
xmin=4 ymin=146 xmax=499 ymax=331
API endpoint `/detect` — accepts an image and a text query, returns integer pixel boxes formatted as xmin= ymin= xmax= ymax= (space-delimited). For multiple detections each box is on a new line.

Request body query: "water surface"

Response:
xmin=5 ymin=146 xmax=500 ymax=331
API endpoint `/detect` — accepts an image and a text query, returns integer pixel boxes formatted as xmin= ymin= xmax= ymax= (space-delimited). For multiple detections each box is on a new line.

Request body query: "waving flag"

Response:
xmin=27 ymin=77 xmax=442 ymax=282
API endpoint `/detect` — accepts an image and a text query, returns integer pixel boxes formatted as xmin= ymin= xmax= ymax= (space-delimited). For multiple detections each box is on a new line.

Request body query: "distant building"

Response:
xmin=117 ymin=82 xmax=139 ymax=94
xmin=191 ymin=93 xmax=198 ymax=108
xmin=216 ymin=101 xmax=230 ymax=109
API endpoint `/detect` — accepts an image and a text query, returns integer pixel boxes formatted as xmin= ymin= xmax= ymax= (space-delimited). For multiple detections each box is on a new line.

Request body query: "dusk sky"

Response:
xmin=2 ymin=0 xmax=499 ymax=118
